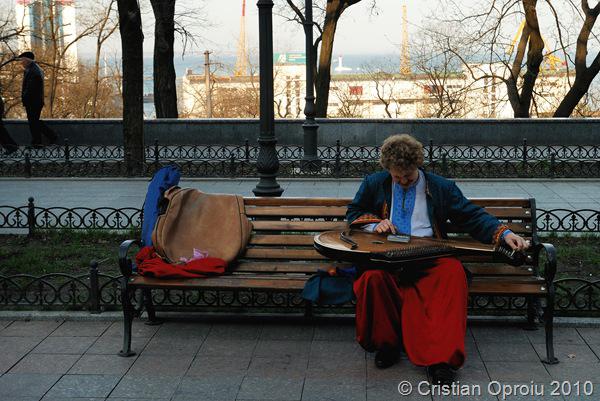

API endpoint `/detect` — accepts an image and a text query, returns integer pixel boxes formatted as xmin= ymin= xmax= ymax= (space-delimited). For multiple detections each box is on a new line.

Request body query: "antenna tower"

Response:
xmin=400 ymin=2 xmax=411 ymax=75
xmin=234 ymin=0 xmax=248 ymax=76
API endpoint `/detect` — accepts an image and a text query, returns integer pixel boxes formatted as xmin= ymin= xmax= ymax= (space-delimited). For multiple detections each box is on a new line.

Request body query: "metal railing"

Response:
xmin=1 ymin=140 xmax=599 ymax=178
xmin=1 ymin=200 xmax=598 ymax=234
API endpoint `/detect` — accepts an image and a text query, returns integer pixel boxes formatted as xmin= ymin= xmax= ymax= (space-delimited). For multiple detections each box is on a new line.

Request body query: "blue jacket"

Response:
xmin=346 ymin=170 xmax=504 ymax=244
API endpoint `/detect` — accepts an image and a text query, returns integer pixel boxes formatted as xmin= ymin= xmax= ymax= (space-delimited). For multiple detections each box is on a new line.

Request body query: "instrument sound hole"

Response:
xmin=372 ymin=240 xmax=384 ymax=244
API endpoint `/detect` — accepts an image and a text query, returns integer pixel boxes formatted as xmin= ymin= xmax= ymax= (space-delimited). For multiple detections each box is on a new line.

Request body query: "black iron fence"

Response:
xmin=1 ymin=140 xmax=599 ymax=178
xmin=0 ymin=270 xmax=599 ymax=316
xmin=1 ymin=200 xmax=598 ymax=234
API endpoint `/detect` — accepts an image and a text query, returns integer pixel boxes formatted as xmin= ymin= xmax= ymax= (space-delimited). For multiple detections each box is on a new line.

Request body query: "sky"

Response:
xmin=1 ymin=0 xmax=431 ymax=59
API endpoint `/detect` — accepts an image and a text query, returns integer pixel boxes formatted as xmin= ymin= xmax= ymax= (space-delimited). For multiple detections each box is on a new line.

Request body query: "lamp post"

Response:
xmin=253 ymin=0 xmax=283 ymax=197
xmin=301 ymin=0 xmax=319 ymax=170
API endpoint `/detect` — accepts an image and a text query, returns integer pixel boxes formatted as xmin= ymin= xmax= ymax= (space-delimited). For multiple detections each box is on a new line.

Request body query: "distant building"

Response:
xmin=180 ymin=54 xmax=575 ymax=119
xmin=15 ymin=0 xmax=78 ymax=68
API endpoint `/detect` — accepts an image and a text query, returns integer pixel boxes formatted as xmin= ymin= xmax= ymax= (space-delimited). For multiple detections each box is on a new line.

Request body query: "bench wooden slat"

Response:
xmin=246 ymin=206 xmax=347 ymax=217
xmin=250 ymin=235 xmax=315 ymax=246
xmin=234 ymin=261 xmax=348 ymax=273
xmin=244 ymin=248 xmax=326 ymax=260
xmin=446 ymin=222 xmax=533 ymax=234
xmin=466 ymin=265 xmax=535 ymax=276
xmin=469 ymin=281 xmax=546 ymax=295
xmin=245 ymin=198 xmax=350 ymax=206
xmin=482 ymin=207 xmax=532 ymax=219
xmin=130 ymin=275 xmax=307 ymax=290
xmin=251 ymin=221 xmax=347 ymax=231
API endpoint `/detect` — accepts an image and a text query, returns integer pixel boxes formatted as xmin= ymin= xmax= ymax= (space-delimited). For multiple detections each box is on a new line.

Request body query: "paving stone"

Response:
xmin=430 ymin=383 xmax=503 ymax=401
xmin=0 ymin=352 xmax=26 ymax=374
xmin=32 ymin=336 xmax=96 ymax=354
xmin=478 ymin=342 xmax=540 ymax=362
xmin=302 ymin=379 xmax=365 ymax=401
xmin=0 ymin=320 xmax=62 ymax=337
xmin=485 ymin=361 xmax=552 ymax=382
xmin=103 ymin=320 xmax=162 ymax=338
xmin=45 ymin=374 xmax=121 ymax=398
xmin=545 ymin=362 xmax=600 ymax=381
xmin=491 ymin=382 xmax=565 ymax=401
xmin=68 ymin=354 xmax=135 ymax=375
xmin=42 ymin=397 xmax=105 ymax=401
xmin=9 ymin=353 xmax=80 ymax=374
xmin=0 ymin=320 xmax=12 ymax=330
xmin=0 ymin=373 xmax=61 ymax=397
xmin=533 ymin=343 xmax=599 ymax=364
xmin=110 ymin=375 xmax=181 ymax=399
xmin=366 ymin=380 xmax=431 ymax=401
xmin=171 ymin=375 xmax=244 ymax=400
xmin=366 ymin=360 xmax=426 ymax=383
xmin=50 ymin=321 xmax=111 ymax=337
xmin=307 ymin=358 xmax=365 ymax=385
xmin=128 ymin=354 xmax=194 ymax=377
xmin=260 ymin=323 xmax=314 ymax=341
xmin=526 ymin=327 xmax=586 ymax=345
xmin=237 ymin=376 xmax=304 ymax=400
xmin=141 ymin=336 xmax=204 ymax=356
xmin=253 ymin=340 xmax=311 ymax=358
xmin=313 ymin=323 xmax=356 ymax=342
xmin=197 ymin=338 xmax=256 ymax=357
xmin=246 ymin=356 xmax=308 ymax=378
xmin=471 ymin=326 xmax=530 ymax=344
xmin=576 ymin=328 xmax=600 ymax=345
xmin=455 ymin=359 xmax=490 ymax=382
xmin=186 ymin=355 xmax=251 ymax=377
xmin=86 ymin=334 xmax=150 ymax=355
xmin=0 ymin=337 xmax=44 ymax=355
xmin=309 ymin=340 xmax=365 ymax=360
xmin=153 ymin=321 xmax=211 ymax=339
xmin=205 ymin=322 xmax=262 ymax=340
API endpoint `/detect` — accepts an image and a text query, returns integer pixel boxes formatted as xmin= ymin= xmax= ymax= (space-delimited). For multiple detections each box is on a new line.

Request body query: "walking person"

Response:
xmin=0 ymin=92 xmax=18 ymax=155
xmin=18 ymin=51 xmax=57 ymax=148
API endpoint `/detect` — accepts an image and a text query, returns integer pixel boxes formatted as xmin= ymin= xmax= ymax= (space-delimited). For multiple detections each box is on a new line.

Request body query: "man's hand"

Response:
xmin=375 ymin=219 xmax=397 ymax=234
xmin=503 ymin=232 xmax=530 ymax=251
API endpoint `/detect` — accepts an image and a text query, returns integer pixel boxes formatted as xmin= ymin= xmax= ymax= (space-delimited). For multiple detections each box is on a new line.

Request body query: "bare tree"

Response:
xmin=554 ymin=1 xmax=600 ymax=116
xmin=117 ymin=0 xmax=144 ymax=175
xmin=150 ymin=0 xmax=178 ymax=118
xmin=279 ymin=0 xmax=372 ymax=117
xmin=329 ymin=80 xmax=367 ymax=117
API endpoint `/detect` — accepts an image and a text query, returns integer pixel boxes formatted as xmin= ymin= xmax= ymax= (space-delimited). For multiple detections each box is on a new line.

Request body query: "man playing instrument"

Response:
xmin=347 ymin=134 xmax=529 ymax=384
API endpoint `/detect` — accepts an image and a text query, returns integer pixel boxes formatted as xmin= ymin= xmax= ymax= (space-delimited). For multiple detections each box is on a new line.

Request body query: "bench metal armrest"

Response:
xmin=119 ymin=239 xmax=142 ymax=278
xmin=533 ymin=242 xmax=557 ymax=284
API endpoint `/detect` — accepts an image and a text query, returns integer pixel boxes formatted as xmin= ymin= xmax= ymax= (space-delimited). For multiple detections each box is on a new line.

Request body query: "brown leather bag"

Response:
xmin=151 ymin=187 xmax=252 ymax=264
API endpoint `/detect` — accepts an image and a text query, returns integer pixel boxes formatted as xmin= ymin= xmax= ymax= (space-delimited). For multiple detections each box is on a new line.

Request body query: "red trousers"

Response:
xmin=353 ymin=257 xmax=467 ymax=368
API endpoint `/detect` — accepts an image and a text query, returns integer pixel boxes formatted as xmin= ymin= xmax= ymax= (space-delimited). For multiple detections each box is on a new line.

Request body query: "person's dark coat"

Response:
xmin=346 ymin=170 xmax=505 ymax=244
xmin=22 ymin=62 xmax=45 ymax=108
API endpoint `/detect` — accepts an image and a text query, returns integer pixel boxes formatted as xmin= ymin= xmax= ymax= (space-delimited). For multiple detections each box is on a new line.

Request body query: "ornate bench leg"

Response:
xmin=118 ymin=278 xmax=136 ymax=357
xmin=542 ymin=291 xmax=559 ymax=364
xmin=143 ymin=288 xmax=163 ymax=326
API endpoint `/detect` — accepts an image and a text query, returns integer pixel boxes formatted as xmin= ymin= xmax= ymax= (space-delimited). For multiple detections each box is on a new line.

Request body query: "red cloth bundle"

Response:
xmin=135 ymin=246 xmax=227 ymax=279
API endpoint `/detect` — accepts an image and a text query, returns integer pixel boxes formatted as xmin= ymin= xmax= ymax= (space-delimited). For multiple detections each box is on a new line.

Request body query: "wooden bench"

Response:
xmin=117 ymin=196 xmax=558 ymax=364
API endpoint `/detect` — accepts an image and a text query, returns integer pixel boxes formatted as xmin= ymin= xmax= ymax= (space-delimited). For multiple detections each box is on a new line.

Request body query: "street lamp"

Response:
xmin=301 ymin=0 xmax=320 ymax=170
xmin=253 ymin=0 xmax=283 ymax=197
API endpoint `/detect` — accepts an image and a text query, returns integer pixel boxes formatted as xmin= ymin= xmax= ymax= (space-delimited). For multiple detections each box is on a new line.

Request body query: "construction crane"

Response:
xmin=506 ymin=20 xmax=565 ymax=71
xmin=400 ymin=2 xmax=411 ymax=75
xmin=234 ymin=0 xmax=248 ymax=76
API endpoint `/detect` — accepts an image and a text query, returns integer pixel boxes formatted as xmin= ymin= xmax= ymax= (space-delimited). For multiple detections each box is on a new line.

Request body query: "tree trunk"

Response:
xmin=554 ymin=1 xmax=600 ymax=117
xmin=117 ymin=0 xmax=144 ymax=175
xmin=314 ymin=0 xmax=358 ymax=118
xmin=150 ymin=0 xmax=178 ymax=118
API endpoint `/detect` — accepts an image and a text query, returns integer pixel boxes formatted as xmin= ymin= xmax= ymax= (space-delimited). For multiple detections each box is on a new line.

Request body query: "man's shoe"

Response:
xmin=374 ymin=345 xmax=399 ymax=369
xmin=427 ymin=363 xmax=455 ymax=385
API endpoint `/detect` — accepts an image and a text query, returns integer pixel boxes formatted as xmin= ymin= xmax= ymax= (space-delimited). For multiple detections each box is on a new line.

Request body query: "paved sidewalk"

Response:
xmin=1 ymin=317 xmax=599 ymax=401
xmin=1 ymin=178 xmax=599 ymax=210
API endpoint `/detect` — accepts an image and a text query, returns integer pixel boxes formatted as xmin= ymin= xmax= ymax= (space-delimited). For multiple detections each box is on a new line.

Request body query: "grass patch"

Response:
xmin=539 ymin=233 xmax=600 ymax=279
xmin=0 ymin=229 xmax=140 ymax=276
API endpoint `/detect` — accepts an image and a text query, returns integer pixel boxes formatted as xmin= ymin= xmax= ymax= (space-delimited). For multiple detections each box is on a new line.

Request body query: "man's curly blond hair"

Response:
xmin=379 ymin=134 xmax=424 ymax=171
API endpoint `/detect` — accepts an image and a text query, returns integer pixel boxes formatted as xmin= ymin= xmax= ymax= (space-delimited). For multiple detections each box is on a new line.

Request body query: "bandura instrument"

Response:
xmin=313 ymin=230 xmax=526 ymax=268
